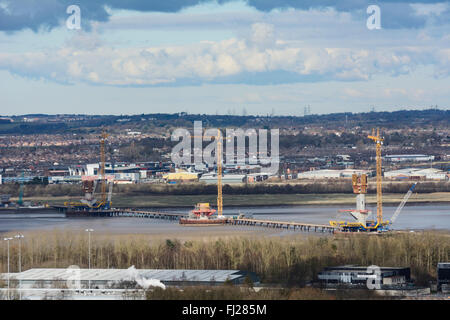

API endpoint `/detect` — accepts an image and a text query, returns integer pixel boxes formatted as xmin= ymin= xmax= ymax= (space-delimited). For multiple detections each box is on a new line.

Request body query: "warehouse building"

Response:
xmin=199 ymin=174 xmax=246 ymax=184
xmin=1 ymin=268 xmax=260 ymax=289
xmin=297 ymin=169 xmax=371 ymax=180
xmin=384 ymin=168 xmax=448 ymax=180
xmin=385 ymin=154 xmax=435 ymax=162
xmin=317 ymin=265 xmax=411 ymax=288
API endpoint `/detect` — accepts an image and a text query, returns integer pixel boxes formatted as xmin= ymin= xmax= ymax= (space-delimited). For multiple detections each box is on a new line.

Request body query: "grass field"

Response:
xmin=21 ymin=192 xmax=450 ymax=208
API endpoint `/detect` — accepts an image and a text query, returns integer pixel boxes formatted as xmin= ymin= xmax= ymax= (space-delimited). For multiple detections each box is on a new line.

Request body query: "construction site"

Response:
xmin=51 ymin=127 xmax=426 ymax=235
xmin=1 ymin=126 xmax=448 ymax=300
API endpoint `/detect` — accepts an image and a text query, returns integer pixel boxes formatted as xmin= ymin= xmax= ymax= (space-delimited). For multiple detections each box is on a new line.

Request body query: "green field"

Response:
xmin=22 ymin=192 xmax=450 ymax=208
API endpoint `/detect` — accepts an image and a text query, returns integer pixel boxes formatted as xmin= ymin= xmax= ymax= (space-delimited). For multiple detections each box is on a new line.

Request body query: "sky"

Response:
xmin=0 ymin=0 xmax=449 ymax=116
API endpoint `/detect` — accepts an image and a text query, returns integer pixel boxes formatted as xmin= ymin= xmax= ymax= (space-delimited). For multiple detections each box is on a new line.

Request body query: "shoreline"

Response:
xmin=10 ymin=192 xmax=450 ymax=209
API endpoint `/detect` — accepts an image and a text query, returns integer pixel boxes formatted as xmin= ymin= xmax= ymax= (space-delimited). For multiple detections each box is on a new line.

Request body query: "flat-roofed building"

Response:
xmin=317 ymin=265 xmax=410 ymax=288
xmin=384 ymin=168 xmax=448 ymax=180
xmin=297 ymin=169 xmax=342 ymax=179
xmin=385 ymin=154 xmax=435 ymax=162
xmin=297 ymin=169 xmax=371 ymax=180
xmin=437 ymin=263 xmax=450 ymax=293
xmin=199 ymin=174 xmax=246 ymax=184
xmin=1 ymin=268 xmax=259 ymax=289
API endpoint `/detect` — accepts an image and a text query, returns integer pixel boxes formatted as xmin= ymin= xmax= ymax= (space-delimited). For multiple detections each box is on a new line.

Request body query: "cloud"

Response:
xmin=0 ymin=0 xmax=449 ymax=32
xmin=0 ymin=0 xmax=109 ymax=32
xmin=0 ymin=23 xmax=448 ymax=86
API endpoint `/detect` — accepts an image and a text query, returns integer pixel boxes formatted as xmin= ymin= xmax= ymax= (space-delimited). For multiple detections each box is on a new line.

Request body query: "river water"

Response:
xmin=0 ymin=204 xmax=448 ymax=235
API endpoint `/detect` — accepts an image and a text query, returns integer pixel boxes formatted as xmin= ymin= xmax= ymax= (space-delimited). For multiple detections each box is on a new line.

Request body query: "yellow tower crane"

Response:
xmin=329 ymin=128 xmax=389 ymax=232
xmin=368 ymin=128 xmax=383 ymax=225
xmin=216 ymin=129 xmax=223 ymax=217
xmin=100 ymin=131 xmax=109 ymax=205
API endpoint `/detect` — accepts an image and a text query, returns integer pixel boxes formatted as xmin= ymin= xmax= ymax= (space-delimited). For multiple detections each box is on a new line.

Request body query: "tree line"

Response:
xmin=0 ymin=232 xmax=447 ymax=287
xmin=0 ymin=181 xmax=448 ymax=197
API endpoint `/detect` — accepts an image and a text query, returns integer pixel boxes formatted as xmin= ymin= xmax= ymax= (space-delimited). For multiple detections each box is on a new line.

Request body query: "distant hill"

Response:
xmin=0 ymin=109 xmax=448 ymax=134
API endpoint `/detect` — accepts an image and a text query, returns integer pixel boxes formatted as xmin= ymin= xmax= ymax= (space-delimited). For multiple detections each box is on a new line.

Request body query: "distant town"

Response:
xmin=0 ymin=109 xmax=448 ymax=187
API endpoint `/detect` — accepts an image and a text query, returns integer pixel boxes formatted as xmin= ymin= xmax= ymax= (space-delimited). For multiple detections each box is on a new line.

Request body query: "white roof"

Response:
xmin=384 ymin=168 xmax=444 ymax=176
xmin=385 ymin=154 xmax=431 ymax=157
xmin=414 ymin=168 xmax=442 ymax=174
xmin=1 ymin=268 xmax=244 ymax=282
xmin=340 ymin=169 xmax=370 ymax=173
xmin=200 ymin=174 xmax=246 ymax=180
xmin=298 ymin=169 xmax=341 ymax=176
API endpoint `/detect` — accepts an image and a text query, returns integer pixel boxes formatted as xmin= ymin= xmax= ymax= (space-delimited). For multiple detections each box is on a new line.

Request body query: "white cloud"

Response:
xmin=249 ymin=22 xmax=275 ymax=47
xmin=0 ymin=23 xmax=448 ymax=86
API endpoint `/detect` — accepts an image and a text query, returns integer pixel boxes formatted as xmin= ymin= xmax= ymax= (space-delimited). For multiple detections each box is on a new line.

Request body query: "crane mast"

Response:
xmin=191 ymin=130 xmax=224 ymax=217
xmin=216 ymin=129 xmax=223 ymax=217
xmin=100 ymin=131 xmax=109 ymax=205
xmin=368 ymin=128 xmax=383 ymax=225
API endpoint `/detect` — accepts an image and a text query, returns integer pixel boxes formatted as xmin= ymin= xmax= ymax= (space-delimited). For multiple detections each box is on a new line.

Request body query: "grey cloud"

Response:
xmin=240 ymin=0 xmax=447 ymax=29
xmin=0 ymin=0 xmax=448 ymax=32
xmin=0 ymin=0 xmax=109 ymax=32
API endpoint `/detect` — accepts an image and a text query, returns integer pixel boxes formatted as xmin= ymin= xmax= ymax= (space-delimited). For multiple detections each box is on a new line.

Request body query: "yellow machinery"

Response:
xmin=191 ymin=129 xmax=224 ymax=217
xmin=368 ymin=128 xmax=383 ymax=225
xmin=330 ymin=128 xmax=389 ymax=232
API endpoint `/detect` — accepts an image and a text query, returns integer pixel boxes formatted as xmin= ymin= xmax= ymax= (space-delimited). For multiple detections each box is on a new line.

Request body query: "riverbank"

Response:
xmin=2 ymin=180 xmax=449 ymax=199
xmin=18 ymin=192 xmax=450 ymax=208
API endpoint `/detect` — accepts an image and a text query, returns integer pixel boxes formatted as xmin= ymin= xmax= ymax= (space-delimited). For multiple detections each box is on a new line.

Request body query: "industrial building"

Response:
xmin=297 ymin=169 xmax=371 ymax=180
xmin=246 ymin=173 xmax=270 ymax=182
xmin=437 ymin=263 xmax=450 ymax=293
xmin=1 ymin=268 xmax=260 ymax=289
xmin=384 ymin=154 xmax=435 ymax=162
xmin=67 ymin=162 xmax=174 ymax=184
xmin=163 ymin=171 xmax=199 ymax=183
xmin=384 ymin=168 xmax=448 ymax=180
xmin=199 ymin=174 xmax=246 ymax=184
xmin=317 ymin=265 xmax=411 ymax=288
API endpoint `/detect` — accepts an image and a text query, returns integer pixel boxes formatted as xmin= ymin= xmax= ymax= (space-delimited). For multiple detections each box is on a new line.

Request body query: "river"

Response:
xmin=0 ymin=204 xmax=448 ymax=235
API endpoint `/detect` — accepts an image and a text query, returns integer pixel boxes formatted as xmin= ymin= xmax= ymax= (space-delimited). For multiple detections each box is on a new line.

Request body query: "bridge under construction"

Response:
xmin=54 ymin=207 xmax=336 ymax=233
xmin=55 ymin=128 xmax=415 ymax=235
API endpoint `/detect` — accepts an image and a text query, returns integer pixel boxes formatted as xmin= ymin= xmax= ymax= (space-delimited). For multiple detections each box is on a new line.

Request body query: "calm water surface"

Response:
xmin=0 ymin=204 xmax=448 ymax=234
